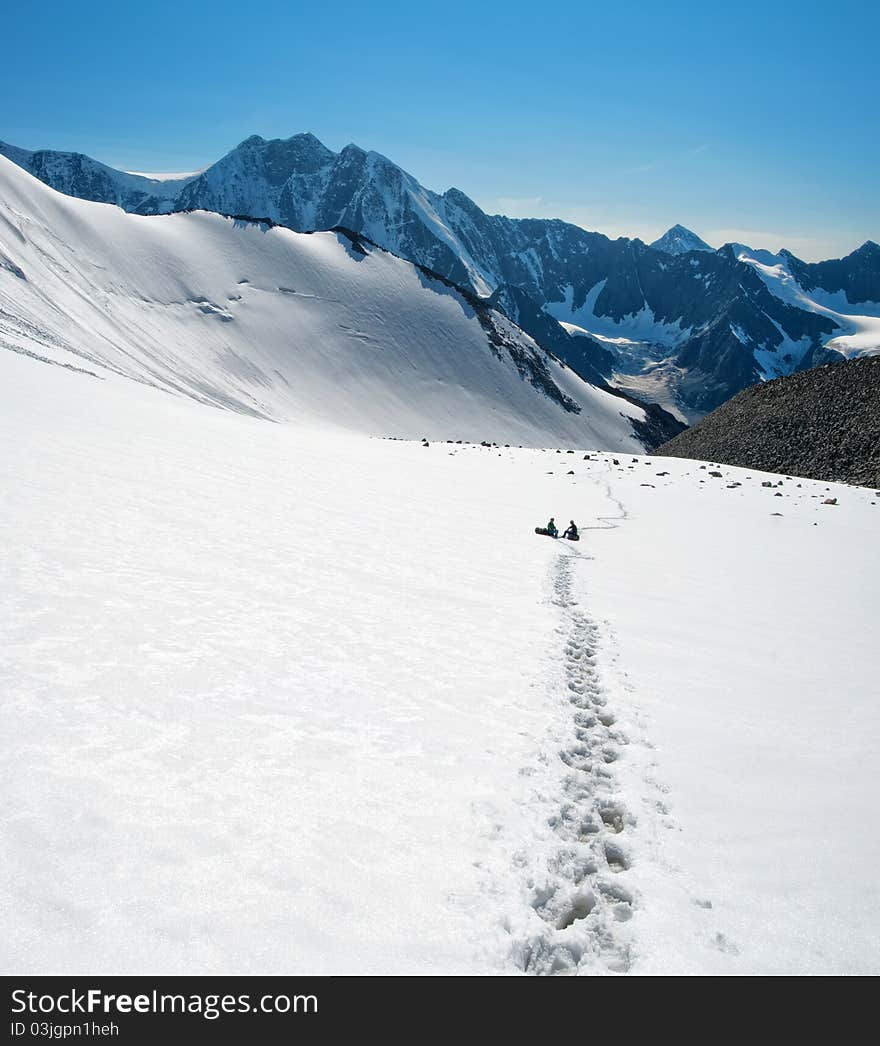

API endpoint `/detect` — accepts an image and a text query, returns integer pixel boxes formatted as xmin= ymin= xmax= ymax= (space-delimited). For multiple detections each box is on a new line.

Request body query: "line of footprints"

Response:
xmin=515 ymin=555 xmax=636 ymax=975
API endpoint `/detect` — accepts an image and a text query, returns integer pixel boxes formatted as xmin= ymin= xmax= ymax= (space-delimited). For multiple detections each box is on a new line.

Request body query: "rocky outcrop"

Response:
xmin=658 ymin=357 xmax=880 ymax=487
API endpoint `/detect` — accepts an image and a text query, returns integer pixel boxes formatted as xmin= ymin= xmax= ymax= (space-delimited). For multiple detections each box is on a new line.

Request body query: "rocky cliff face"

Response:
xmin=785 ymin=241 xmax=880 ymax=305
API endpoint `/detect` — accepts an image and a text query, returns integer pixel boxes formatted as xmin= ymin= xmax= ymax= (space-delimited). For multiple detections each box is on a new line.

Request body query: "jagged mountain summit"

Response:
xmin=2 ymin=133 xmax=878 ymax=421
xmin=649 ymin=224 xmax=713 ymax=255
xmin=0 ymin=155 xmax=681 ymax=450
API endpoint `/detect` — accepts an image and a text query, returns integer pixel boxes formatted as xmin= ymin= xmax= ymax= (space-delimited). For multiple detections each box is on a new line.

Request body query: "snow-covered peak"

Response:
xmin=649 ymin=224 xmax=713 ymax=255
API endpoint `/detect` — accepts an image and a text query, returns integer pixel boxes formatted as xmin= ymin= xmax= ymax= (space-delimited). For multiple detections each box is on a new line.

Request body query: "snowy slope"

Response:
xmin=0 ymin=156 xmax=651 ymax=451
xmin=548 ymin=281 xmax=693 ymax=347
xmin=582 ymin=455 xmax=880 ymax=974
xmin=174 ymin=135 xmax=501 ymax=295
xmin=733 ymin=247 xmax=880 ymax=359
xmin=2 ymin=346 xmax=878 ymax=976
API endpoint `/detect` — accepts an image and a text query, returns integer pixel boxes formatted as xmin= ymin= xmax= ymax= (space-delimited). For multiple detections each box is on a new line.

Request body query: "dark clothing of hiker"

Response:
xmin=547 ymin=519 xmax=558 ymax=537
xmin=563 ymin=522 xmax=578 ymax=540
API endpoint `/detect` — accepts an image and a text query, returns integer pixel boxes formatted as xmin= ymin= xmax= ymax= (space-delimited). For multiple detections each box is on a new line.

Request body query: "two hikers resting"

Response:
xmin=539 ymin=518 xmax=579 ymax=540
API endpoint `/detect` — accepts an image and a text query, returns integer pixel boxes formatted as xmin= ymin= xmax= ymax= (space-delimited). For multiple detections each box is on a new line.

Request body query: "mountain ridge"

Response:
xmin=0 ymin=153 xmax=685 ymax=450
xmin=3 ymin=133 xmax=878 ymax=420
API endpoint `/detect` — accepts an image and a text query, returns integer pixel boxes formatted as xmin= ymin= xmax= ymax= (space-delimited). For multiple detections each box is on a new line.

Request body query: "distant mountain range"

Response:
xmin=3 ymin=133 xmax=878 ymax=421
xmin=0 ymin=153 xmax=680 ymax=451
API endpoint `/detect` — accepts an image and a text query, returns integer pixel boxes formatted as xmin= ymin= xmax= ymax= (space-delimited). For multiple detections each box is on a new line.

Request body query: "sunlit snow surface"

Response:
xmin=0 ymin=155 xmax=646 ymax=452
xmin=2 ymin=352 xmax=878 ymax=975
xmin=1 ymin=156 xmax=878 ymax=975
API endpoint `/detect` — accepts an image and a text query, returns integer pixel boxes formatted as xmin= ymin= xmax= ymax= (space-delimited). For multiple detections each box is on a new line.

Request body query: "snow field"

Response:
xmin=4 ymin=350 xmax=878 ymax=974
xmin=0 ymin=353 xmax=624 ymax=973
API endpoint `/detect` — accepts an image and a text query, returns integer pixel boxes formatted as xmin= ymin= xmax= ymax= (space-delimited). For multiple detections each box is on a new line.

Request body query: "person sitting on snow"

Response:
xmin=563 ymin=520 xmax=579 ymax=540
xmin=547 ymin=518 xmax=558 ymax=537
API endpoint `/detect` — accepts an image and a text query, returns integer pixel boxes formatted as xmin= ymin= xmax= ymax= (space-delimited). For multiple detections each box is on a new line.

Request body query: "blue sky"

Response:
xmin=4 ymin=0 xmax=877 ymax=259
